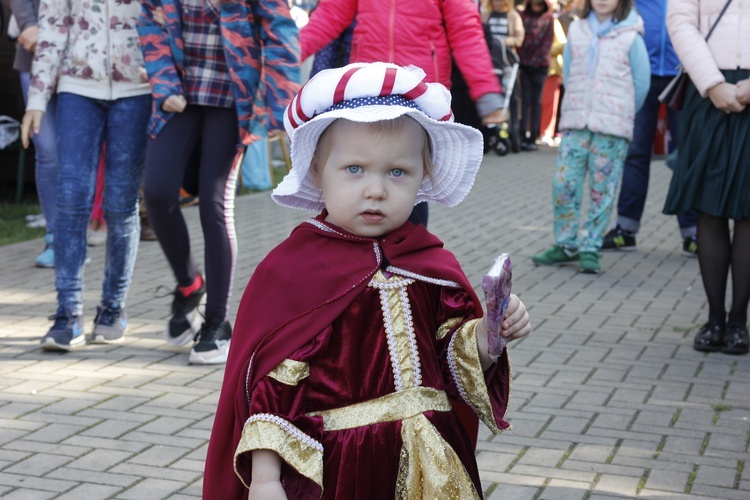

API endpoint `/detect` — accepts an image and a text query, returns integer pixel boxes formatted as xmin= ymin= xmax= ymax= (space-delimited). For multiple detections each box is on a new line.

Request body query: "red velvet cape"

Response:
xmin=203 ymin=214 xmax=483 ymax=499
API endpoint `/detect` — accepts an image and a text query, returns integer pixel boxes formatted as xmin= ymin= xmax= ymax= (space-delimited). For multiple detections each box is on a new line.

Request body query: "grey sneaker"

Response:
xmin=41 ymin=310 xmax=86 ymax=351
xmin=91 ymin=304 xmax=127 ymax=344
xmin=189 ymin=319 xmax=232 ymax=365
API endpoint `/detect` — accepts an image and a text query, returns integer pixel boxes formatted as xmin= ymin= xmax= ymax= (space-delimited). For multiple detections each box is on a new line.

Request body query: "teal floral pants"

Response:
xmin=552 ymin=129 xmax=629 ymax=253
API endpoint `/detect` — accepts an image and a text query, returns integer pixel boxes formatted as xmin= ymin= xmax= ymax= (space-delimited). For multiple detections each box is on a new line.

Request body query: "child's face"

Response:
xmin=312 ymin=119 xmax=426 ymax=238
xmin=492 ymin=0 xmax=509 ymax=12
xmin=590 ymin=0 xmax=618 ymax=19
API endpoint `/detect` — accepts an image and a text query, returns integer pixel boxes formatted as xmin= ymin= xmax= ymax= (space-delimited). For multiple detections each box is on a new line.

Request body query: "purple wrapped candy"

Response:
xmin=481 ymin=253 xmax=512 ymax=363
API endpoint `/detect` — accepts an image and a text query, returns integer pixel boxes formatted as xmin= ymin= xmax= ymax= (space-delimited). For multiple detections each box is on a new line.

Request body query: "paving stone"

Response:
xmin=645 ymin=468 xmax=691 ymax=493
xmin=114 ymin=478 xmax=189 ymax=499
xmin=538 ymin=479 xmax=589 ymax=500
xmin=0 ymin=489 xmax=58 ymax=500
xmin=3 ymin=453 xmax=71 ymax=477
xmin=693 ymin=463 xmax=739 ymax=488
xmin=55 ymin=483 xmax=123 ymax=499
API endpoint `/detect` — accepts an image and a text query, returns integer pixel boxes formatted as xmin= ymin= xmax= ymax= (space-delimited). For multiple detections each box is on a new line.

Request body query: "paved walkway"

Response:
xmin=1 ymin=146 xmax=748 ymax=499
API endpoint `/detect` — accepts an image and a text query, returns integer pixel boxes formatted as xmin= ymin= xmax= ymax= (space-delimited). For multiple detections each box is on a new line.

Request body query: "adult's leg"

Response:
xmin=509 ymin=83 xmax=521 ymax=151
xmin=696 ymin=213 xmax=731 ymax=325
xmin=519 ymin=65 xmax=533 ymax=138
xmin=615 ymin=77 xmax=661 ymax=234
xmin=143 ymin=107 xmax=204 ymax=288
xmin=529 ymin=67 xmax=549 ymax=140
xmin=54 ymin=93 xmax=107 ymax=315
xmin=197 ymin=107 xmax=240 ymax=322
xmin=552 ymin=129 xmax=591 ymax=250
xmin=540 ymin=75 xmax=560 ymax=139
xmin=100 ymin=95 xmax=151 ymax=307
xmin=580 ymin=133 xmax=629 ymax=252
xmin=20 ymin=73 xmax=59 ymax=234
xmin=728 ymin=218 xmax=750 ymax=326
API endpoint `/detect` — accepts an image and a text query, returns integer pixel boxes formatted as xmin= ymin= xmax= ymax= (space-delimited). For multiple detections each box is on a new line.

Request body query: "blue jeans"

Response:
xmin=20 ymin=72 xmax=59 ymax=234
xmin=616 ymin=75 xmax=697 ymax=237
xmin=54 ymin=93 xmax=150 ymax=315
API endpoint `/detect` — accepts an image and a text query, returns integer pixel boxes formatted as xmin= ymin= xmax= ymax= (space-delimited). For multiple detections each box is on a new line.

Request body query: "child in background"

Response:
xmin=531 ymin=0 xmax=649 ymax=274
xmin=482 ymin=0 xmax=525 ymax=152
xmin=203 ymin=62 xmax=531 ymax=499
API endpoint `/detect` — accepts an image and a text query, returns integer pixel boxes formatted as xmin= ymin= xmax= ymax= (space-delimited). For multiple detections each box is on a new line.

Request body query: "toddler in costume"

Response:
xmin=531 ymin=0 xmax=650 ymax=273
xmin=203 ymin=62 xmax=531 ymax=499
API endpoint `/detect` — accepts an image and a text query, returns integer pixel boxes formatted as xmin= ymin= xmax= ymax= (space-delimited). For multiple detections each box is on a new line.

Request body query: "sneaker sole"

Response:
xmin=34 ymin=262 xmax=54 ymax=269
xmin=579 ymin=267 xmax=601 ymax=274
xmin=189 ymin=342 xmax=231 ymax=365
xmin=41 ymin=335 xmax=86 ymax=351
xmin=531 ymin=258 xmax=579 ymax=266
xmin=601 ymin=246 xmax=636 ymax=252
xmin=90 ymin=333 xmax=125 ymax=345
xmin=681 ymin=251 xmax=698 ymax=258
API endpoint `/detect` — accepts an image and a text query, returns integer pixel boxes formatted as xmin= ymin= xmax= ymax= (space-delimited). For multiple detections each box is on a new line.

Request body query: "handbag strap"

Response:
xmin=704 ymin=0 xmax=734 ymax=42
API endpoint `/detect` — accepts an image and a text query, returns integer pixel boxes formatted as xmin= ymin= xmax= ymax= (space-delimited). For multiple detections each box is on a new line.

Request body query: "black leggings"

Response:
xmin=143 ymin=106 xmax=239 ymax=322
xmin=520 ymin=64 xmax=548 ymax=140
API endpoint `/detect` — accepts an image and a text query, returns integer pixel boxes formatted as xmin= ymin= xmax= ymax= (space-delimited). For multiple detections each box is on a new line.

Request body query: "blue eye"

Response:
xmin=390 ymin=169 xmax=405 ymax=177
xmin=346 ymin=165 xmax=363 ymax=174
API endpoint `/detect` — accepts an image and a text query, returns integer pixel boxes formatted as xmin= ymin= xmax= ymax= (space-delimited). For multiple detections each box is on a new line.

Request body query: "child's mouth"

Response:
xmin=361 ymin=210 xmax=385 ymax=223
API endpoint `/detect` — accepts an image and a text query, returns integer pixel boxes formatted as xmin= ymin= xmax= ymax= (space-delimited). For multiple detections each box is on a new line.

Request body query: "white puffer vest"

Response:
xmin=558 ymin=18 xmax=639 ymax=140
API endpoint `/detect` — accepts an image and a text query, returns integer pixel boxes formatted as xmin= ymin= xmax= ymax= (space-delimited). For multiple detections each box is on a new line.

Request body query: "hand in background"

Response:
xmin=162 ymin=95 xmax=187 ymax=113
xmin=20 ymin=110 xmax=45 ymax=149
xmin=18 ymin=25 xmax=39 ymax=52
xmin=481 ymin=108 xmax=510 ymax=126
xmin=735 ymin=79 xmax=750 ymax=107
xmin=153 ymin=7 xmax=166 ymax=27
xmin=707 ymin=82 xmax=745 ymax=113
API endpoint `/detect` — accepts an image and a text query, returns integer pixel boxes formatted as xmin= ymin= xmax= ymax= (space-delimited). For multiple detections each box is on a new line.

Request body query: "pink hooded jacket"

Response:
xmin=667 ymin=0 xmax=750 ymax=96
xmin=300 ymin=0 xmax=501 ymax=104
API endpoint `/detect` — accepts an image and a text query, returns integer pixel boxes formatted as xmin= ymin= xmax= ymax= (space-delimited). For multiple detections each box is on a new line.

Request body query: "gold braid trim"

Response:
xmin=447 ymin=319 xmax=502 ymax=434
xmin=396 ymin=414 xmax=481 ymax=499
xmin=234 ymin=416 xmax=323 ymax=491
xmin=268 ymin=358 xmax=310 ymax=386
xmin=436 ymin=317 xmax=463 ymax=340
xmin=307 ymin=387 xmax=452 ymax=431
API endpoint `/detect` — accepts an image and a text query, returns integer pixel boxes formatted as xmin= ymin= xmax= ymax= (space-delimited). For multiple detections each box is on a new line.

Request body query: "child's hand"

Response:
xmin=249 ymin=480 xmax=287 ymax=499
xmin=501 ymin=294 xmax=530 ymax=342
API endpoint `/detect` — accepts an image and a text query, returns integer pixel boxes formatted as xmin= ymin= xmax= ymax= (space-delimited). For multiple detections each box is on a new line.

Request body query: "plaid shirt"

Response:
xmin=181 ymin=0 xmax=233 ymax=108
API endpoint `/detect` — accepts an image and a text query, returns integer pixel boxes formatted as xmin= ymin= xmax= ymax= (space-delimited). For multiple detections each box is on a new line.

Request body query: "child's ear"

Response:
xmin=310 ymin=160 xmax=322 ymax=188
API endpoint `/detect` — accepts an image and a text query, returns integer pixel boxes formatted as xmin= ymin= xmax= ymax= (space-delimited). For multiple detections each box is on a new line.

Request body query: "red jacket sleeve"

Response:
xmin=300 ymin=0 xmax=357 ymax=61
xmin=442 ymin=0 xmax=502 ymax=100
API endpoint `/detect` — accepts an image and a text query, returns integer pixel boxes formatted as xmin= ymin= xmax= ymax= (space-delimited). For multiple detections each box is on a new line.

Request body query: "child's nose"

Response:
xmin=364 ymin=177 xmax=386 ymax=199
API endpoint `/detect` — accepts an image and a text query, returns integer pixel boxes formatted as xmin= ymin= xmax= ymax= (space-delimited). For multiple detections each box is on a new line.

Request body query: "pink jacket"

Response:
xmin=300 ymin=0 xmax=501 ymax=102
xmin=667 ymin=0 xmax=750 ymax=96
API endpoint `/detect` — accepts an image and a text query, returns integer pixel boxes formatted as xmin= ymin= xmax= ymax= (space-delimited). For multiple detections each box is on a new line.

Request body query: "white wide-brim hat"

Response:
xmin=272 ymin=62 xmax=484 ymax=212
